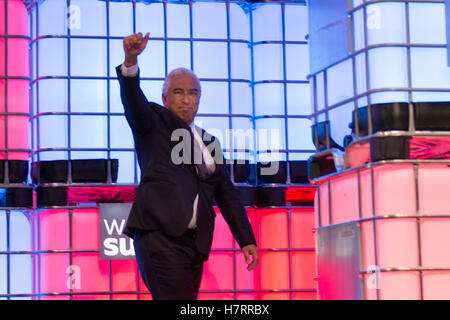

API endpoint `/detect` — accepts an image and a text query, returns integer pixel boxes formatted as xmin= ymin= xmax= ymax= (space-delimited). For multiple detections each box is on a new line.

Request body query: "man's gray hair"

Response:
xmin=162 ymin=68 xmax=201 ymax=96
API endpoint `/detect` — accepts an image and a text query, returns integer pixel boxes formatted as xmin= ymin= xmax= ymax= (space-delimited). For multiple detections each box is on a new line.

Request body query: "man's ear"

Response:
xmin=162 ymin=93 xmax=167 ymax=106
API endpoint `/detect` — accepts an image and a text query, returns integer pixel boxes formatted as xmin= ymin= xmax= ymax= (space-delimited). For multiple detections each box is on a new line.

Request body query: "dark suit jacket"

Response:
xmin=116 ymin=65 xmax=256 ymax=257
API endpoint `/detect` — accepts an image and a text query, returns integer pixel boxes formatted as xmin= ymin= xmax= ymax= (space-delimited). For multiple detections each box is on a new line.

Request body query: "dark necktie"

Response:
xmin=192 ymin=134 xmax=210 ymax=179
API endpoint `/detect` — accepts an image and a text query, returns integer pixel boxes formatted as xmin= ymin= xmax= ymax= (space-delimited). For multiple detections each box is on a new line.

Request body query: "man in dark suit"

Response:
xmin=117 ymin=32 xmax=258 ymax=300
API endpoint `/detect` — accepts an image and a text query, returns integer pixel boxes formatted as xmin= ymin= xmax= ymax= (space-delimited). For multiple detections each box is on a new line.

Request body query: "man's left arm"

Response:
xmin=214 ymin=168 xmax=258 ymax=270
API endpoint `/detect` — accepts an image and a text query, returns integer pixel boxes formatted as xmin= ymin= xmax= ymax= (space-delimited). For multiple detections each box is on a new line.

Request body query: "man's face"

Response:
xmin=162 ymin=73 xmax=200 ymax=125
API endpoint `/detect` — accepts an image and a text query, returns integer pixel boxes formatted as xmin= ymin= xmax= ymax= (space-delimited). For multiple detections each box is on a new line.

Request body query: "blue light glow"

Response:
xmin=138 ymin=40 xmax=166 ymax=78
xmin=366 ymin=2 xmax=406 ymax=46
xmin=252 ymin=4 xmax=282 ymax=42
xmin=198 ymin=82 xmax=230 ymax=115
xmin=136 ymin=2 xmax=164 ymax=38
xmin=368 ymin=47 xmax=409 ymax=104
xmin=71 ymin=40 xmax=107 ymax=77
xmin=0 ymin=255 xmax=6 ymax=295
xmin=328 ymin=102 xmax=354 ymax=147
xmin=109 ymin=2 xmax=133 ymax=37
xmin=70 ymin=0 xmax=107 ymax=37
xmin=193 ymin=2 xmax=227 ymax=39
xmin=194 ymin=42 xmax=229 ymax=78
xmin=9 ymin=211 xmax=31 ymax=252
xmin=254 ymin=83 xmax=285 ymax=116
xmin=411 ymin=48 xmax=450 ymax=102
xmin=0 ymin=211 xmax=6 ymax=252
xmin=70 ymin=80 xmax=107 ymax=113
xmin=9 ymin=254 xmax=32 ymax=295
xmin=326 ymin=59 xmax=354 ymax=107
xmin=409 ymin=3 xmax=447 ymax=45
xmin=231 ymin=83 xmax=252 ymax=115
xmin=254 ymin=44 xmax=283 ymax=81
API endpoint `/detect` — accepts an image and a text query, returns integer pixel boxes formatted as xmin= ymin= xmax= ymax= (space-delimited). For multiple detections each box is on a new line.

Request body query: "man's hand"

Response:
xmin=123 ymin=32 xmax=150 ymax=67
xmin=242 ymin=244 xmax=258 ymax=271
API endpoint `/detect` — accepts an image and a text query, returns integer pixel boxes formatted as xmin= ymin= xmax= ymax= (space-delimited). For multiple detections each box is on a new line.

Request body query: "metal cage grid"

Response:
xmin=15 ymin=0 xmax=317 ymax=300
xmin=0 ymin=0 xmax=32 ymax=301
xmin=27 ymin=205 xmax=316 ymax=300
xmin=27 ymin=0 xmax=315 ymax=186
xmin=308 ymin=0 xmax=450 ymax=150
xmin=0 ymin=0 xmax=31 ymax=162
xmin=314 ymin=159 xmax=450 ymax=300
xmin=0 ymin=208 xmax=34 ymax=300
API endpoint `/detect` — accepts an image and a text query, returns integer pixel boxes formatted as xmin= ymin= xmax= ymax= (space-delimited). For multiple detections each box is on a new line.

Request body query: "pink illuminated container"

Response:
xmin=32 ymin=204 xmax=317 ymax=300
xmin=32 ymin=207 xmax=142 ymax=300
xmin=0 ymin=0 xmax=30 ymax=160
xmin=314 ymin=162 xmax=450 ymax=300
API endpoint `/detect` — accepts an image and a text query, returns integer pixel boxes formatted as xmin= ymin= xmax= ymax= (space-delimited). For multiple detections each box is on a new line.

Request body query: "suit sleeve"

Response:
xmin=116 ymin=65 xmax=154 ymax=135
xmin=214 ymin=164 xmax=257 ymax=249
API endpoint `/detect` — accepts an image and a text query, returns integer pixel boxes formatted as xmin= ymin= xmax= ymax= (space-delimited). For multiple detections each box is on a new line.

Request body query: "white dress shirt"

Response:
xmin=121 ymin=63 xmax=215 ymax=229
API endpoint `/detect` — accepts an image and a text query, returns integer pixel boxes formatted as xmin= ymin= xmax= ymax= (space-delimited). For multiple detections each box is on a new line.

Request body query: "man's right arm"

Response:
xmin=117 ymin=33 xmax=152 ymax=135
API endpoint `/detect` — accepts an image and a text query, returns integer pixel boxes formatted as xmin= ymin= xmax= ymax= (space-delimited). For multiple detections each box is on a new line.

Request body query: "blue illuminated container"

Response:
xmin=251 ymin=2 xmax=314 ymax=163
xmin=309 ymin=0 xmax=450 ymax=146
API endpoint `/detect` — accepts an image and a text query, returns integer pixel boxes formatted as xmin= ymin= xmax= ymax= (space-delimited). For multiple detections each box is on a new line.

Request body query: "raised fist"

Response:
xmin=123 ymin=32 xmax=150 ymax=66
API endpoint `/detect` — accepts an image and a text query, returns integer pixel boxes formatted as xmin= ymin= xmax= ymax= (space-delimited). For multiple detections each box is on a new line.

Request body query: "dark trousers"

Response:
xmin=133 ymin=228 xmax=206 ymax=300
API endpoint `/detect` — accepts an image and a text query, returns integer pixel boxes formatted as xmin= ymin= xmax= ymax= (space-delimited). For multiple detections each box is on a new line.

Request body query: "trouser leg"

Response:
xmin=133 ymin=229 xmax=205 ymax=300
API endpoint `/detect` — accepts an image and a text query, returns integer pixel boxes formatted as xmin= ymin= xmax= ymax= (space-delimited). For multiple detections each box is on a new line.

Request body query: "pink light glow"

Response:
xmin=418 ymin=164 xmax=450 ymax=216
xmin=359 ymin=168 xmax=374 ymax=219
xmin=292 ymin=251 xmax=316 ymax=290
xmin=72 ymin=209 xmax=100 ymax=251
xmin=0 ymin=0 xmax=28 ymax=36
xmin=37 ymin=253 xmax=70 ymax=294
xmin=259 ymin=251 xmax=290 ymax=291
xmin=71 ymin=253 xmax=111 ymax=294
xmin=201 ymin=252 xmax=235 ymax=291
xmin=111 ymin=260 xmax=139 ymax=293
xmin=376 ymin=218 xmax=419 ymax=268
xmin=318 ymin=181 xmax=330 ymax=226
xmin=422 ymin=271 xmax=450 ymax=300
xmin=37 ymin=209 xmax=70 ymax=251
xmin=373 ymin=164 xmax=416 ymax=216
xmin=361 ymin=220 xmax=376 ymax=271
xmin=0 ymin=80 xmax=29 ymax=113
xmin=0 ymin=115 xmax=29 ymax=160
xmin=258 ymin=209 xmax=289 ymax=249
xmin=330 ymin=173 xmax=359 ymax=224
xmin=420 ymin=218 xmax=450 ymax=268
xmin=7 ymin=38 xmax=29 ymax=77
xmin=378 ymin=271 xmax=421 ymax=300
